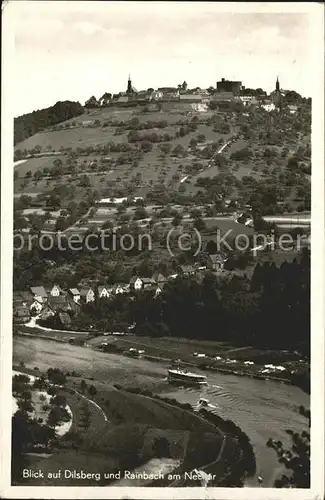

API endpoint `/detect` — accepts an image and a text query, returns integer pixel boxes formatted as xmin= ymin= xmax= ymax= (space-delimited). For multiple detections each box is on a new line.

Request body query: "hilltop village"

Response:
xmin=85 ymin=75 xmax=300 ymax=113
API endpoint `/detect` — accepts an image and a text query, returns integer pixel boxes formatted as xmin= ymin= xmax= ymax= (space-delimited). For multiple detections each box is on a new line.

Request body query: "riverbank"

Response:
xmin=15 ymin=327 xmax=310 ymax=393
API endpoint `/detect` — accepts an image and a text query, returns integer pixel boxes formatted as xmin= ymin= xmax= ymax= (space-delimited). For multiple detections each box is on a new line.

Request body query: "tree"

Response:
xmin=79 ymin=175 xmax=91 ymax=188
xmin=88 ymin=384 xmax=97 ymax=399
xmin=267 ymin=406 xmax=310 ymax=487
xmin=47 ymin=406 xmax=62 ymax=427
xmin=172 ymin=213 xmax=183 ymax=227
xmin=134 ymin=207 xmax=148 ymax=220
xmin=80 ymin=380 xmax=87 ymax=394
xmin=55 ymin=216 xmax=69 ymax=232
xmin=25 ymin=170 xmax=32 ymax=178
xmin=193 ymin=217 xmax=206 ymax=231
xmin=47 ymin=368 xmax=66 ymax=386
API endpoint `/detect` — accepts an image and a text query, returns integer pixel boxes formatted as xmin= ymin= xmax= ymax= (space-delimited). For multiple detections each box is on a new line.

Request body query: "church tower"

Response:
xmin=276 ymin=76 xmax=280 ymax=92
xmin=127 ymin=74 xmax=132 ymax=94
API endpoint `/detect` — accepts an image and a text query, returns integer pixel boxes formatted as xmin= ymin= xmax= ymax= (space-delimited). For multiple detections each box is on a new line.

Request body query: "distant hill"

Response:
xmin=14 ymin=100 xmax=84 ymax=145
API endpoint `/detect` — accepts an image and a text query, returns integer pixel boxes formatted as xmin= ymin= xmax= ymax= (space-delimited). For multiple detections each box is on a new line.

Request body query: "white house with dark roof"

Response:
xmin=68 ymin=288 xmax=80 ymax=303
xmin=46 ymin=284 xmax=63 ymax=297
xmin=80 ymin=287 xmax=95 ymax=303
xmin=111 ymin=284 xmax=126 ymax=295
xmin=129 ymin=276 xmax=143 ymax=291
xmin=98 ymin=286 xmax=110 ymax=299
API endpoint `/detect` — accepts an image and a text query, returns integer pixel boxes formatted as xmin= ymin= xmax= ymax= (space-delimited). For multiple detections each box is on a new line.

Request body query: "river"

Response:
xmin=13 ymin=336 xmax=309 ymax=487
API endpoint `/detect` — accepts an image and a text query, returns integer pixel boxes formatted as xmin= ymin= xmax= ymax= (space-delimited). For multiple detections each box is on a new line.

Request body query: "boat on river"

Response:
xmin=167 ymin=368 xmax=207 ymax=386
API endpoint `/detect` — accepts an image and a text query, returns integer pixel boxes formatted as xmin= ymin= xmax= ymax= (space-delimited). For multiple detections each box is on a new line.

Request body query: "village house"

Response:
xmin=205 ymin=254 xmax=228 ymax=272
xmin=111 ymin=283 xmax=126 ymax=295
xmin=157 ymin=87 xmax=180 ymax=99
xmin=30 ymin=299 xmax=44 ymax=314
xmin=177 ymin=264 xmax=196 ymax=275
xmin=151 ymin=272 xmax=168 ymax=288
xmin=48 ymin=295 xmax=72 ymax=312
xmin=152 ymin=90 xmax=163 ymax=100
xmin=180 ymin=94 xmax=203 ymax=103
xmin=115 ymin=95 xmax=129 ymax=104
xmin=135 ymin=90 xmax=152 ymax=101
xmin=97 ymin=286 xmax=110 ymax=299
xmin=68 ymin=288 xmax=81 ymax=303
xmin=79 ymin=287 xmax=95 ymax=303
xmin=261 ymin=101 xmax=276 ymax=112
xmin=13 ymin=305 xmax=31 ymax=324
xmin=30 ymin=286 xmax=48 ymax=303
xmin=45 ymin=284 xmax=63 ymax=297
xmin=16 ymin=290 xmax=32 ymax=303
xmin=129 ymin=276 xmax=143 ymax=291
xmin=38 ymin=305 xmax=55 ymax=321
xmin=288 ymin=104 xmax=298 ymax=114
xmin=140 ymin=278 xmax=156 ymax=290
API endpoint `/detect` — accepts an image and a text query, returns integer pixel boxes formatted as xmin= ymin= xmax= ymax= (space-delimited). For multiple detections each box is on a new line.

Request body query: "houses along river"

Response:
xmin=13 ymin=336 xmax=309 ymax=487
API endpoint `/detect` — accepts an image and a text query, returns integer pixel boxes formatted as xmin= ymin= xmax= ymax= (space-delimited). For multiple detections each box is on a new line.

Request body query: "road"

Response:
xmin=13 ymin=335 xmax=309 ymax=488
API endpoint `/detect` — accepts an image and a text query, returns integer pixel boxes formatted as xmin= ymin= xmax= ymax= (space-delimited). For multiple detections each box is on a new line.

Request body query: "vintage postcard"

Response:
xmin=1 ymin=1 xmax=324 ymax=499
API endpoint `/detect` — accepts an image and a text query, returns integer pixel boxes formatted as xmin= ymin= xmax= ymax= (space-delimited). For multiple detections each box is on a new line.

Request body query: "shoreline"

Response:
xmin=14 ymin=330 xmax=306 ymax=390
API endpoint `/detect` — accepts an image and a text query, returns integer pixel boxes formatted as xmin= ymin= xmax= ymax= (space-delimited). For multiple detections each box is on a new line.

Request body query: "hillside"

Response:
xmin=14 ymin=101 xmax=84 ymax=146
xmin=14 ymin=100 xmax=311 ymax=238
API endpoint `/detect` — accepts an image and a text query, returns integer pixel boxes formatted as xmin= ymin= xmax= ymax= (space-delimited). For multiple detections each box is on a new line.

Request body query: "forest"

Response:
xmin=14 ymin=101 xmax=84 ymax=146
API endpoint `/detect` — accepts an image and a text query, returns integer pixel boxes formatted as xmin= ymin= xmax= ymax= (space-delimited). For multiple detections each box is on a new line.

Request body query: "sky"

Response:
xmin=6 ymin=1 xmax=315 ymax=116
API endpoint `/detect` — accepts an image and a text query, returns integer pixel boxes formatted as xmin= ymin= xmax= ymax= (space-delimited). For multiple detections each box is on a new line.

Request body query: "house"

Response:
xmin=239 ymin=96 xmax=258 ymax=107
xmin=206 ymin=254 xmax=228 ymax=271
xmin=48 ymin=296 xmax=72 ymax=312
xmin=68 ymin=288 xmax=80 ymax=303
xmin=288 ymin=104 xmax=298 ymax=114
xmin=135 ymin=90 xmax=151 ymax=101
xmin=79 ymin=287 xmax=95 ymax=303
xmin=30 ymin=286 xmax=48 ymax=303
xmin=17 ymin=290 xmax=34 ymax=304
xmin=97 ymin=286 xmax=110 ymax=299
xmin=261 ymin=102 xmax=276 ymax=112
xmin=180 ymin=94 xmax=203 ymax=102
xmin=45 ymin=284 xmax=63 ymax=297
xmin=111 ymin=284 xmax=126 ymax=295
xmin=157 ymin=87 xmax=180 ymax=99
xmin=130 ymin=276 xmax=142 ymax=291
xmin=140 ymin=278 xmax=156 ymax=290
xmin=13 ymin=305 xmax=31 ymax=324
xmin=39 ymin=306 xmax=55 ymax=321
xmin=152 ymin=90 xmax=163 ymax=100
xmin=151 ymin=272 xmax=167 ymax=287
xmin=116 ymin=95 xmax=129 ymax=104
xmin=211 ymin=92 xmax=236 ymax=103
xmin=177 ymin=264 xmax=195 ymax=275
xmin=67 ymin=300 xmax=81 ymax=315
xmin=30 ymin=300 xmax=43 ymax=314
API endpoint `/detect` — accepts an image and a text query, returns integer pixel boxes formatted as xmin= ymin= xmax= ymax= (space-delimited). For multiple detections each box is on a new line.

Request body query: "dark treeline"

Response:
xmin=14 ymin=101 xmax=84 ymax=145
xmin=69 ymin=250 xmax=310 ymax=357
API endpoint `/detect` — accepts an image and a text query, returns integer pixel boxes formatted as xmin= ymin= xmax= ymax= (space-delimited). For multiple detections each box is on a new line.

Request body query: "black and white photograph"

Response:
xmin=1 ymin=1 xmax=324 ymax=499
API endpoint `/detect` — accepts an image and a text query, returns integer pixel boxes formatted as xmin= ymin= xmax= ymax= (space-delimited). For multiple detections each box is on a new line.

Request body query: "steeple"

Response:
xmin=127 ymin=74 xmax=132 ymax=94
xmin=276 ymin=76 xmax=280 ymax=92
